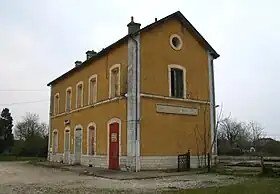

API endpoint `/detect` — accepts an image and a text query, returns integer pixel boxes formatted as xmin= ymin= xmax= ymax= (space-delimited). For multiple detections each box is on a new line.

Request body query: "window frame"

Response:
xmin=53 ymin=93 xmax=60 ymax=115
xmin=88 ymin=74 xmax=98 ymax=105
xmin=65 ymin=86 xmax=72 ymax=112
xmin=87 ymin=122 xmax=97 ymax=156
xmin=109 ymin=64 xmax=121 ymax=98
xmin=168 ymin=64 xmax=187 ymax=99
xmin=169 ymin=34 xmax=183 ymax=51
xmin=52 ymin=129 xmax=58 ymax=153
xmin=76 ymin=81 xmax=84 ymax=109
xmin=74 ymin=124 xmax=83 ymax=154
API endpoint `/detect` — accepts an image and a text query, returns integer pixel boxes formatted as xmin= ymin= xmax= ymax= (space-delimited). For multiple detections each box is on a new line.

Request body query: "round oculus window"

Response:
xmin=170 ymin=34 xmax=183 ymax=50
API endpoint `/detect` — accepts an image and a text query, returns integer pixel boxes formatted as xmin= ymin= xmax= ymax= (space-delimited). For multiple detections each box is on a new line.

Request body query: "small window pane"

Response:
xmin=171 ymin=70 xmax=176 ymax=97
xmin=170 ymin=68 xmax=184 ymax=98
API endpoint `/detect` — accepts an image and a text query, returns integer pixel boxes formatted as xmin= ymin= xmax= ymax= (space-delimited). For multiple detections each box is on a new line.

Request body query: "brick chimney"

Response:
xmin=86 ymin=50 xmax=97 ymax=60
xmin=127 ymin=16 xmax=141 ymax=34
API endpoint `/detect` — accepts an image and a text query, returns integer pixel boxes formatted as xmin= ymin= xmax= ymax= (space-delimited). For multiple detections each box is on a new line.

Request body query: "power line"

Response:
xmin=0 ymin=89 xmax=48 ymax=92
xmin=0 ymin=100 xmax=49 ymax=106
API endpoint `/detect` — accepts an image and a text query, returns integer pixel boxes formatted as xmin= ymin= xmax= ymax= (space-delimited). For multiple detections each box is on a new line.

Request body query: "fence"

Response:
xmin=217 ymin=155 xmax=280 ymax=174
xmin=177 ymin=150 xmax=190 ymax=172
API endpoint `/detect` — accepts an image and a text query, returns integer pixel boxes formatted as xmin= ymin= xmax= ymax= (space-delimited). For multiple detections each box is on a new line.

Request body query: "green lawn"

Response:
xmin=170 ymin=178 xmax=280 ymax=194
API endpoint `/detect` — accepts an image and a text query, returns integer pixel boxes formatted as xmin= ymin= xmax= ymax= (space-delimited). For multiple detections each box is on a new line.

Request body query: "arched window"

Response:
xmin=52 ymin=129 xmax=58 ymax=153
xmin=87 ymin=122 xmax=96 ymax=155
xmin=65 ymin=87 xmax=72 ymax=112
xmin=53 ymin=93 xmax=60 ymax=115
xmin=76 ymin=81 xmax=84 ymax=108
xmin=168 ymin=64 xmax=186 ymax=98
xmin=88 ymin=75 xmax=98 ymax=105
xmin=109 ymin=64 xmax=121 ymax=98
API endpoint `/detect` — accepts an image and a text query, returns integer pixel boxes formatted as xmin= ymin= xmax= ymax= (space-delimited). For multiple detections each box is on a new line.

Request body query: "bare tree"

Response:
xmin=218 ymin=117 xmax=244 ymax=147
xmin=210 ymin=103 xmax=224 ymax=155
xmin=14 ymin=113 xmax=48 ymax=140
xmin=193 ymin=104 xmax=224 ymax=167
xmin=247 ymin=121 xmax=265 ymax=148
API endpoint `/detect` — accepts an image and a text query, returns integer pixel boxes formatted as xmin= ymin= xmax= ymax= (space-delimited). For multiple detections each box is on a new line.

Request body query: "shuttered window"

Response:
xmin=66 ymin=89 xmax=71 ymax=112
xmin=76 ymin=84 xmax=83 ymax=108
xmin=54 ymin=94 xmax=59 ymax=115
xmin=111 ymin=68 xmax=120 ymax=97
xmin=89 ymin=77 xmax=97 ymax=104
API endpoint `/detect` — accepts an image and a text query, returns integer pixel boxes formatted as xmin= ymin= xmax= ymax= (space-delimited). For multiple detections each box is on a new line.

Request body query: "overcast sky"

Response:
xmin=0 ymin=1 xmax=279 ymax=139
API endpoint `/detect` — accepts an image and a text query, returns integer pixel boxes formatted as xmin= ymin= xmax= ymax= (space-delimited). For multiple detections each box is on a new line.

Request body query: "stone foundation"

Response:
xmin=140 ymin=156 xmax=202 ymax=170
xmin=48 ymin=152 xmax=210 ymax=171
xmin=49 ymin=153 xmax=63 ymax=163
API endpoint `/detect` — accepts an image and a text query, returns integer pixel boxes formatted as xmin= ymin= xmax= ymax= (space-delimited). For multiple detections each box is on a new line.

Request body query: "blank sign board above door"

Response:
xmin=156 ymin=104 xmax=198 ymax=116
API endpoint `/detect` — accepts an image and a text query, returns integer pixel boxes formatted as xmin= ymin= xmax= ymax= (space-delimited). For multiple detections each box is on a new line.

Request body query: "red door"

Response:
xmin=109 ymin=123 xmax=119 ymax=169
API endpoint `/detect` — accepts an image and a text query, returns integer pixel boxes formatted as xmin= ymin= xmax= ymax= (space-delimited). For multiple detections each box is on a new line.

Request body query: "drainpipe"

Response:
xmin=131 ymin=35 xmax=139 ymax=172
xmin=211 ymin=58 xmax=218 ymax=155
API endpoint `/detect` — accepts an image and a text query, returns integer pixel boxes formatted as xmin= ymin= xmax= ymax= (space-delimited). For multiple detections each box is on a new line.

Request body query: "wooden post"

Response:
xmin=261 ymin=154 xmax=264 ymax=172
xmin=187 ymin=150 xmax=191 ymax=170
xmin=177 ymin=155 xmax=180 ymax=172
xmin=207 ymin=153 xmax=211 ymax=172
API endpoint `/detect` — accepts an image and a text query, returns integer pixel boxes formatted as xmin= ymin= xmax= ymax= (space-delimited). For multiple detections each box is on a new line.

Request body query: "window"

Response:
xmin=169 ymin=34 xmax=183 ymax=51
xmin=87 ymin=123 xmax=96 ymax=155
xmin=52 ymin=129 xmax=58 ymax=153
xmin=65 ymin=87 xmax=72 ymax=112
xmin=168 ymin=65 xmax=186 ymax=98
xmin=76 ymin=82 xmax=83 ymax=108
xmin=88 ymin=75 xmax=97 ymax=105
xmin=109 ymin=64 xmax=120 ymax=98
xmin=53 ymin=93 xmax=60 ymax=115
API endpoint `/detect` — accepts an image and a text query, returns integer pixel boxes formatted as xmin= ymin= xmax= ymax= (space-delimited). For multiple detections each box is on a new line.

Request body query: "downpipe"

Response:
xmin=131 ymin=35 xmax=139 ymax=172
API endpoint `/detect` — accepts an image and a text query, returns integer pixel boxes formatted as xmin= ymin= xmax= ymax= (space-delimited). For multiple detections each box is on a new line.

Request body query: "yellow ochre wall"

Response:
xmin=51 ymin=100 xmax=127 ymax=155
xmin=50 ymin=43 xmax=128 ymax=155
xmin=140 ymin=18 xmax=211 ymax=156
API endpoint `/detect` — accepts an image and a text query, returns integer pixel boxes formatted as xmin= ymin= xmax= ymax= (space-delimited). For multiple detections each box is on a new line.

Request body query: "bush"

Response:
xmin=11 ymin=140 xmax=25 ymax=156
xmin=260 ymin=167 xmax=280 ymax=177
xmin=11 ymin=135 xmax=48 ymax=157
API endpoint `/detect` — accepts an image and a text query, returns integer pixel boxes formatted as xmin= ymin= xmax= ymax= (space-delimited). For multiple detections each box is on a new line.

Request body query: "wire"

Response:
xmin=0 ymin=89 xmax=48 ymax=92
xmin=0 ymin=100 xmax=49 ymax=106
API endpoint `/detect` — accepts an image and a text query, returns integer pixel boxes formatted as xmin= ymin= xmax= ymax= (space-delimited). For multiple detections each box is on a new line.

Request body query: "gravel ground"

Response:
xmin=0 ymin=162 xmax=241 ymax=193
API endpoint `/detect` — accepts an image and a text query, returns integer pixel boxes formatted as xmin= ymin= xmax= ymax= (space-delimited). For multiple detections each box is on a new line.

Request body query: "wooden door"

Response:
xmin=109 ymin=123 xmax=119 ymax=169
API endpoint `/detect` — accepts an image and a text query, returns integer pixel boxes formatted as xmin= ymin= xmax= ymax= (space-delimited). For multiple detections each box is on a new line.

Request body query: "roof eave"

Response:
xmin=47 ymin=35 xmax=129 ymax=87
xmin=47 ymin=11 xmax=220 ymax=86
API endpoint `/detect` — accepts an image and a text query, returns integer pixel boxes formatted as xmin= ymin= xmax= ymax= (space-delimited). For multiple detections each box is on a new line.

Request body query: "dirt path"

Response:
xmin=0 ymin=162 xmax=241 ymax=193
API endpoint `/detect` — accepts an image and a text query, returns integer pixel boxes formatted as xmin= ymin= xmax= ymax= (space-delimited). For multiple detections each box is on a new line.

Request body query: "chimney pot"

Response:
xmin=127 ymin=16 xmax=141 ymax=34
xmin=75 ymin=61 xmax=82 ymax=66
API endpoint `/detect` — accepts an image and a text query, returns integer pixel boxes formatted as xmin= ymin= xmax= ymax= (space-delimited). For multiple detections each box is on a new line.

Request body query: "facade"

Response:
xmin=47 ymin=11 xmax=219 ymax=171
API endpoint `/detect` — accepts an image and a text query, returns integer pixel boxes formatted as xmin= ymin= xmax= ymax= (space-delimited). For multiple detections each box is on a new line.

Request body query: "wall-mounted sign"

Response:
xmin=111 ymin=133 xmax=117 ymax=142
xmin=64 ymin=119 xmax=70 ymax=126
xmin=156 ymin=104 xmax=198 ymax=116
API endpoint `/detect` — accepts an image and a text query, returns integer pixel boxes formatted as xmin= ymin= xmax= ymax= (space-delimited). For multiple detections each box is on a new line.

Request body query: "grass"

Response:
xmin=0 ymin=155 xmax=46 ymax=162
xmin=167 ymin=178 xmax=280 ymax=194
